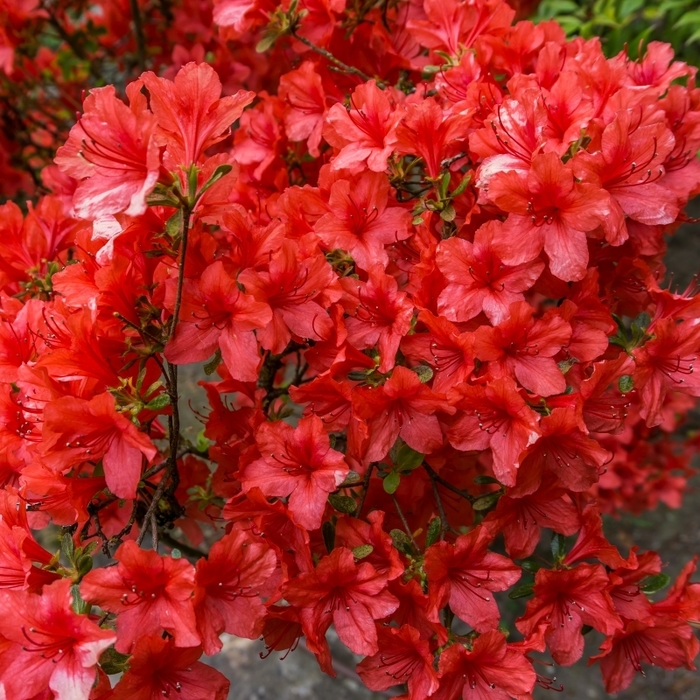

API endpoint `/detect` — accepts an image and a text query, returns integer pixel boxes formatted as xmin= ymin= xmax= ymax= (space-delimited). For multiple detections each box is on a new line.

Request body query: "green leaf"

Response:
xmin=411 ymin=364 xmax=434 ymax=384
xmin=70 ymin=584 xmax=91 ymax=615
xmin=450 ymin=173 xmax=471 ymax=197
xmin=508 ymin=583 xmax=534 ymax=599
xmin=165 ymin=209 xmax=184 ymax=239
xmin=322 ymin=521 xmax=335 ymax=554
xmin=143 ymin=380 xmax=163 ymax=398
xmin=395 ymin=443 xmax=424 ymax=472
xmin=472 ymin=492 xmax=500 ymax=512
xmin=328 ymin=494 xmax=357 ymax=514
xmin=145 ymin=393 xmax=171 ymax=411
xmin=383 ymin=471 xmax=401 ymax=495
xmin=196 ymin=163 xmax=235 ymax=200
xmin=618 ymin=375 xmax=634 ymax=393
xmin=440 ymin=204 xmax=457 ymax=222
xmin=390 ymin=529 xmax=414 ymax=555
xmin=673 ymin=10 xmax=700 ymax=29
xmin=256 ymin=32 xmax=280 ymax=53
xmin=640 ymin=573 xmax=671 ymax=593
xmin=426 ymin=517 xmax=442 ymax=547
xmin=473 ymin=475 xmax=500 ymax=485
xmin=99 ymin=647 xmax=131 ymax=675
xmin=551 ymin=532 xmax=567 ymax=561
xmin=61 ymin=532 xmax=75 ymax=563
xmin=75 ymin=554 xmax=93 ymax=579
xmin=203 ymin=349 xmax=222 ymax=376
xmin=520 ymin=559 xmax=541 ymax=573
xmin=352 ymin=544 xmax=374 ymax=559
xmin=338 ymin=471 xmax=362 ymax=487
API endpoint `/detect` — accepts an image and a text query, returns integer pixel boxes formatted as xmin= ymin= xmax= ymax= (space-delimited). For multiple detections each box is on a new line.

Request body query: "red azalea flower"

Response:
xmin=574 ymin=109 xmax=678 ymax=244
xmin=407 ymin=0 xmax=514 ymax=56
xmin=513 ymin=406 xmax=611 ymax=495
xmin=239 ymin=240 xmax=340 ymax=353
xmin=424 ymin=526 xmax=521 ymax=631
xmin=591 ymin=617 xmax=699 ymax=694
xmin=194 ymin=528 xmax=278 ymax=654
xmin=315 ymin=171 xmax=411 ymax=271
xmin=489 ymin=152 xmax=609 ymax=281
xmin=141 ymin=62 xmax=255 ymax=167
xmin=483 ymin=475 xmax=580 ymax=559
xmin=324 ymin=81 xmax=404 ymax=173
xmin=564 ymin=505 xmax=626 ymax=569
xmin=517 ymin=564 xmax=623 ymax=666
xmin=395 ymin=97 xmax=471 ymax=179
xmin=353 ymin=365 xmax=450 ymax=462
xmin=278 ymin=61 xmax=327 ymax=158
xmin=335 ymin=510 xmax=405 ymax=582
xmin=240 ymin=415 xmax=349 ymax=530
xmin=0 ymin=578 xmax=115 ymax=700
xmin=357 ymin=624 xmax=439 ymax=699
xmin=282 ymin=547 xmax=399 ymax=657
xmin=165 ymin=260 xmax=272 ymax=382
xmin=433 ymin=629 xmax=536 ymax=700
xmin=436 ymin=221 xmax=544 ymax=326
xmin=80 ymin=540 xmax=200 ymax=653
xmin=54 ymin=82 xmax=160 ymax=219
xmin=447 ymin=376 xmax=540 ymax=486
xmin=474 ymin=301 xmax=571 ymax=396
xmin=400 ymin=311 xmax=475 ymax=394
xmin=110 ymin=634 xmax=230 ymax=700
xmin=40 ymin=392 xmax=157 ymax=500
xmin=340 ymin=265 xmax=414 ymax=373
xmin=607 ymin=550 xmax=661 ymax=622
xmin=471 ymin=91 xmax=548 ymax=185
xmin=632 ymin=317 xmax=700 ymax=427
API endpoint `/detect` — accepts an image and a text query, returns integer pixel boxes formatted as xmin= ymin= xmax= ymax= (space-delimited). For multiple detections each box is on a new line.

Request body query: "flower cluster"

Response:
xmin=1 ymin=1 xmax=700 ymax=699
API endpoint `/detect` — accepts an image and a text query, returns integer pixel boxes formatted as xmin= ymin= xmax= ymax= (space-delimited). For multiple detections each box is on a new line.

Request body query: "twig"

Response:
xmin=290 ymin=29 xmax=380 ymax=86
xmin=159 ymin=531 xmax=207 ymax=560
xmin=427 ymin=467 xmax=449 ymax=541
xmin=355 ymin=463 xmax=374 ymax=518
xmin=391 ymin=494 xmax=419 ymax=552
xmin=168 ymin=208 xmax=190 ymax=345
xmin=423 ymin=462 xmax=475 ymax=503
xmin=137 ymin=208 xmax=190 ymax=547
xmin=150 ymin=511 xmax=159 ymax=550
xmin=129 ymin=0 xmax=147 ymax=70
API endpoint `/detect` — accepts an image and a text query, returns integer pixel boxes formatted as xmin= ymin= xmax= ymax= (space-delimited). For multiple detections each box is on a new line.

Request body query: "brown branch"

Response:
xmin=289 ymin=28 xmax=380 ymax=86
xmin=423 ymin=462 xmax=475 ymax=503
xmin=391 ymin=494 xmax=419 ymax=552
xmin=129 ymin=0 xmax=147 ymax=70
xmin=355 ymin=462 xmax=374 ymax=519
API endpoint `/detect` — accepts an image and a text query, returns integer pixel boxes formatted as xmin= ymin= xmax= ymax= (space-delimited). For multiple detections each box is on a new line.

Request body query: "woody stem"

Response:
xmin=427 ymin=468 xmax=449 ymax=541
xmin=128 ymin=0 xmax=147 ymax=70
xmin=355 ymin=463 xmax=374 ymax=519
xmin=136 ymin=206 xmax=190 ymax=548
xmin=391 ymin=494 xmax=420 ymax=552
xmin=423 ymin=462 xmax=475 ymax=503
xmin=289 ymin=28 xmax=380 ymax=86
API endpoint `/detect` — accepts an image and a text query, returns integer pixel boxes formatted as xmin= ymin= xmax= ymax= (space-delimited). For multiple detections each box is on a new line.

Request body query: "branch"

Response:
xmin=129 ymin=0 xmax=147 ymax=70
xmin=137 ymin=208 xmax=191 ymax=547
xmin=391 ymin=494 xmax=420 ymax=552
xmin=289 ymin=29 xmax=380 ymax=86
xmin=422 ymin=462 xmax=475 ymax=503
xmin=355 ymin=463 xmax=374 ymax=519
xmin=426 ymin=467 xmax=448 ymax=540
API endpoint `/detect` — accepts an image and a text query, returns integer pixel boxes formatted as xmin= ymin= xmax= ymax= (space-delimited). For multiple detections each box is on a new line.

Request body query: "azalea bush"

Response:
xmin=1 ymin=1 xmax=700 ymax=699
